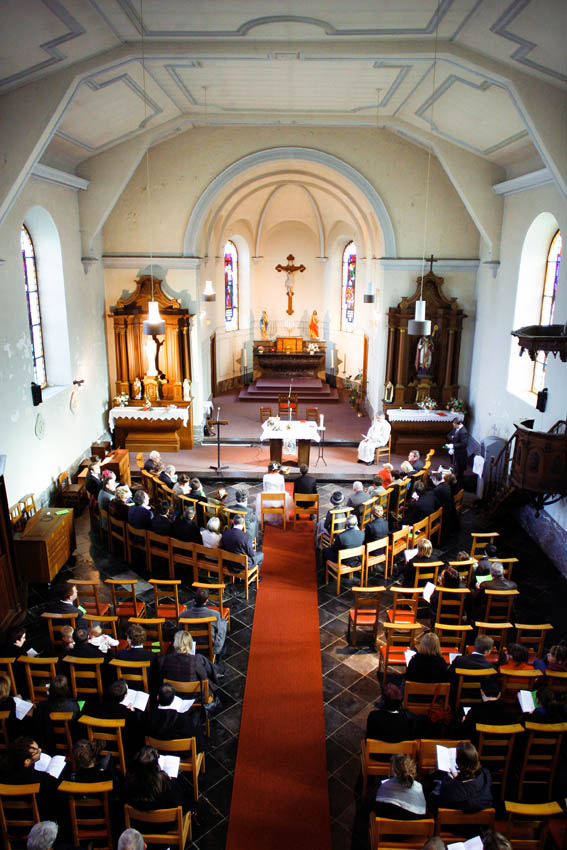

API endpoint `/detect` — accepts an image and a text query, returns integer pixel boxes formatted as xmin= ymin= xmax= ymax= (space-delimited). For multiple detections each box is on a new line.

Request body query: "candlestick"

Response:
xmin=319 ymin=413 xmax=324 ymax=429
xmin=331 ymin=349 xmax=334 ymax=369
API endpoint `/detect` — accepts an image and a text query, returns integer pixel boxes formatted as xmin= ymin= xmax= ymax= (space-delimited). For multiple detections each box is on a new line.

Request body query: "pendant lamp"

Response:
xmin=203 ymin=279 xmax=216 ymax=302
xmin=143 ymin=300 xmax=166 ymax=335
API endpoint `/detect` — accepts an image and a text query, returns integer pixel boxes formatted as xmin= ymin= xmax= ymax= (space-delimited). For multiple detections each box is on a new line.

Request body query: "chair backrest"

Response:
xmin=363 ymin=738 xmax=420 ymax=778
xmin=413 ymin=561 xmax=443 ymax=587
xmin=41 ymin=611 xmax=78 ymax=650
xmin=359 ymin=497 xmax=377 ymax=529
xmin=149 ymin=578 xmax=181 ymax=619
xmin=220 ymin=549 xmax=249 ymax=578
xmin=448 ymin=558 xmax=476 ymax=585
xmin=58 ymin=471 xmax=71 ymax=491
xmin=435 ymin=587 xmax=470 ymax=625
xmin=505 ymin=800 xmax=563 ymax=849
xmin=370 ymin=816 xmax=434 ymax=850
xmin=109 ymin=658 xmax=151 ymax=691
xmin=8 ymin=502 xmax=23 ymax=531
xmin=366 ymin=536 xmax=389 ymax=576
xmin=63 ymin=655 xmax=105 ymax=700
xmin=391 ymin=479 xmax=410 ymax=515
xmin=500 ymin=668 xmax=543 ymax=703
xmin=519 ymin=721 xmax=567 ymax=800
xmin=402 ymin=681 xmax=450 ymax=715
xmin=73 ymin=580 xmax=108 ymax=616
xmin=49 ymin=711 xmax=75 ymax=757
xmin=79 ymin=715 xmax=126 ymax=773
xmin=194 ymin=543 xmax=222 ymax=580
xmin=225 ymin=507 xmax=248 ymax=531
xmin=390 ymin=527 xmax=409 ymax=556
xmin=192 ymin=581 xmax=228 ymax=619
xmin=0 ymin=712 xmax=10 ymax=751
xmin=293 ymin=493 xmax=319 ymax=526
xmin=484 ymin=589 xmax=519 ymax=622
xmin=260 ymin=406 xmax=272 ymax=423
xmin=544 ymin=669 xmax=567 ymax=696
xmin=382 ymin=622 xmax=421 ymax=680
xmin=434 ymin=622 xmax=474 ymax=658
xmin=83 ymin=614 xmax=119 ymax=640
xmin=470 ymin=531 xmax=500 ymax=558
xmin=335 ymin=545 xmax=365 ymax=570
xmin=136 ymin=452 xmax=144 ymax=470
xmin=428 ymin=506 xmax=443 ymax=544
xmin=126 ymin=524 xmax=148 ymax=561
xmin=453 ymin=488 xmax=465 ymax=513
xmin=0 ymin=657 xmax=17 ymax=696
xmin=350 ymin=586 xmax=385 ymax=645
xmin=141 ymin=469 xmax=157 ymax=500
xmin=514 ymin=623 xmax=553 ymax=658
xmin=169 ymin=538 xmax=196 ymax=581
xmin=476 ymin=723 xmax=525 ymax=796
xmin=128 ymin=617 xmax=165 ymax=650
xmin=376 ymin=487 xmax=393 ymax=514
xmin=124 ymin=804 xmax=191 ymax=850
xmin=178 ymin=616 xmax=216 ymax=660
xmin=19 ymin=493 xmax=37 ymax=520
xmin=58 ymin=779 xmax=113 ymax=849
xmin=453 ymin=667 xmax=499 ymax=709
xmin=388 ymin=587 xmax=421 ymax=624
xmin=475 ymin=621 xmax=513 ymax=653
xmin=488 ymin=557 xmax=519 ymax=580
xmin=145 ymin=735 xmax=199 ymax=773
xmin=418 ymin=738 xmax=470 ymax=773
xmin=260 ymin=492 xmax=286 ymax=519
xmin=328 ymin=506 xmax=353 ymax=542
xmin=0 ymin=782 xmax=41 ymax=850
xmin=437 ymin=807 xmax=495 ymax=842
xmin=19 ymin=655 xmax=58 ymax=701
xmin=423 ymin=448 xmax=435 ymax=470
xmin=105 ymin=578 xmax=145 ymax=618
xmin=409 ymin=516 xmax=429 ymax=546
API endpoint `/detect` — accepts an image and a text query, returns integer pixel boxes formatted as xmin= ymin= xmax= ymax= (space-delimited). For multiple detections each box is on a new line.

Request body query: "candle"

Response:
xmin=319 ymin=414 xmax=324 ymax=429
xmin=331 ymin=349 xmax=334 ymax=369
xmin=243 ymin=348 xmax=247 ymax=370
xmin=343 ymin=352 xmax=347 ymax=373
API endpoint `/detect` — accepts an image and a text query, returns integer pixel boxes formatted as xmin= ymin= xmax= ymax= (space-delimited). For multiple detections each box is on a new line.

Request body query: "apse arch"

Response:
xmin=184 ymin=147 xmax=396 ymax=258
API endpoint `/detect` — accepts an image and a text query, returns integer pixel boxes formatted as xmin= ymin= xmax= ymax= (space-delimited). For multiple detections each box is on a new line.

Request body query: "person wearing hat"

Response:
xmin=323 ymin=490 xmax=347 ymax=532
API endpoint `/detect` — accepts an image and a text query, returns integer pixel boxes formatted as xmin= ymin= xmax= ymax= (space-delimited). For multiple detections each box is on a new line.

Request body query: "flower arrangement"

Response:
xmin=447 ymin=397 xmax=467 ymax=414
xmin=306 ymin=342 xmax=319 ymax=355
xmin=112 ymin=392 xmax=129 ymax=407
xmin=142 ymin=396 xmax=152 ymax=411
xmin=264 ymin=416 xmax=281 ymax=430
xmin=418 ymin=396 xmax=438 ymax=410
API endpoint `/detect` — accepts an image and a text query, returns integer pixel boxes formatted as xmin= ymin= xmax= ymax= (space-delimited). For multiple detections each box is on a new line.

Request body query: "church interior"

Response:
xmin=0 ymin=2 xmax=566 ymax=849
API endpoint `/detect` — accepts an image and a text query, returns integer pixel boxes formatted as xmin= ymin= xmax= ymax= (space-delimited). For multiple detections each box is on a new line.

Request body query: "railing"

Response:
xmin=486 ymin=433 xmax=516 ymax=503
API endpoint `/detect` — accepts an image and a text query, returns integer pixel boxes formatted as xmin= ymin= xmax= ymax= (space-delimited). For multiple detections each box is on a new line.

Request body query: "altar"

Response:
xmin=109 ymin=405 xmax=191 ymax=452
xmin=386 ymin=408 xmax=463 ymax=454
xmin=254 ymin=338 xmax=325 ymax=379
xmin=260 ymin=419 xmax=320 ymax=466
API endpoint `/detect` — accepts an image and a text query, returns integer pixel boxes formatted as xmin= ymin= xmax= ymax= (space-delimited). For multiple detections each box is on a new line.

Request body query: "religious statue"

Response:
xmin=309 ymin=310 xmax=319 ymax=339
xmin=260 ymin=310 xmax=269 ymax=340
xmin=132 ymin=377 xmax=142 ymax=399
xmin=183 ymin=378 xmax=191 ymax=402
xmin=415 ymin=335 xmax=434 ymax=375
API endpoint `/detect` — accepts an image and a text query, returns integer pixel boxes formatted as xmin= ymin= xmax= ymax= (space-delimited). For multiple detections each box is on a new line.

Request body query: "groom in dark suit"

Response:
xmin=447 ymin=421 xmax=469 ymax=487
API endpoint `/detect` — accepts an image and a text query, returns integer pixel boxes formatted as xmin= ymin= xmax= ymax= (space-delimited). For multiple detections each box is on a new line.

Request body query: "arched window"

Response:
xmin=341 ymin=241 xmax=356 ymax=331
xmin=224 ymin=240 xmax=239 ymax=331
xmin=21 ymin=225 xmax=46 ymax=387
xmin=531 ymin=230 xmax=562 ymax=394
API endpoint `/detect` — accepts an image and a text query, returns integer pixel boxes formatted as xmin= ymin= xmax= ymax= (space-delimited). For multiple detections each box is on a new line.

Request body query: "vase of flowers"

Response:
xmin=112 ymin=392 xmax=129 ymax=408
xmin=447 ymin=397 xmax=467 ymax=414
xmin=418 ymin=396 xmax=438 ymax=411
xmin=306 ymin=342 xmax=319 ymax=355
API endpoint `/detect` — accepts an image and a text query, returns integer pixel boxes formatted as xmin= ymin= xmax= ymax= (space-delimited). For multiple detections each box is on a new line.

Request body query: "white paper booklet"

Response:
xmin=404 ymin=548 xmax=418 ymax=562
xmin=447 ymin=836 xmax=483 ymax=850
xmin=34 ymin=753 xmax=66 ymax=778
xmin=404 ymin=649 xmax=416 ymax=666
xmin=13 ymin=696 xmax=34 ymax=719
xmin=122 ymin=688 xmax=150 ymax=711
xmin=26 ymin=648 xmax=39 ymax=657
xmin=422 ymin=581 xmax=436 ymax=603
xmin=436 ymin=745 xmax=457 ymax=774
xmin=449 ymin=653 xmax=459 ymax=664
xmin=518 ymin=690 xmax=536 ymax=713
xmin=158 ymin=695 xmax=195 ymax=714
xmin=158 ymin=754 xmax=180 ymax=778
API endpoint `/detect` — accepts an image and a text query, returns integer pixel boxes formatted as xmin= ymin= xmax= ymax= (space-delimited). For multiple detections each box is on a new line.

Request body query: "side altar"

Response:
xmin=253 ymin=338 xmax=326 ymax=379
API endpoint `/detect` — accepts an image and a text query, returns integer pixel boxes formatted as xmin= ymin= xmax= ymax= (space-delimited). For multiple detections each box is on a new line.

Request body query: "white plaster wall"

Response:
xmin=0 ymin=178 xmax=108 ymax=505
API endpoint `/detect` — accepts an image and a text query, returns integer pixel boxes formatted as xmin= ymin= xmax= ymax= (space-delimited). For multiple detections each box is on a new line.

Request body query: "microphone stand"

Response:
xmin=209 ymin=406 xmax=228 ymax=472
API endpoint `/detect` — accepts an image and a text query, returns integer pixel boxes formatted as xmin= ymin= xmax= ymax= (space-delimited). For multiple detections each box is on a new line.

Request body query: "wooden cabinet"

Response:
xmin=14 ymin=508 xmax=75 ymax=584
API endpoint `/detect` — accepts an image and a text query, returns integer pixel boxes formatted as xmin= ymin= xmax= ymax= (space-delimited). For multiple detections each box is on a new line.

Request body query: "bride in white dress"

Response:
xmin=255 ymin=461 xmax=293 ymax=523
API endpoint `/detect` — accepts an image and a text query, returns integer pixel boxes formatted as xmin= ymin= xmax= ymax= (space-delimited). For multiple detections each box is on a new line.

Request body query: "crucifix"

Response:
xmin=426 ymin=254 xmax=438 ymax=273
xmin=275 ymin=253 xmax=306 ymax=315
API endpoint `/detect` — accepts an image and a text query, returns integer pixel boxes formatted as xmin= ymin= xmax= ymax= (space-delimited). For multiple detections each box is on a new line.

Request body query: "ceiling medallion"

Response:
xmin=35 ymin=413 xmax=46 ymax=440
xmin=511 ymin=324 xmax=567 ymax=362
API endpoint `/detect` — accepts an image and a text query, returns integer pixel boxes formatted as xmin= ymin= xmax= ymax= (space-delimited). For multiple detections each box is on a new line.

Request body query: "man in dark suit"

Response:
xmin=405 ymin=481 xmax=438 ymax=524
xmin=150 ymin=500 xmax=172 ymax=536
xmin=44 ymin=581 xmax=87 ymax=629
xmin=221 ymin=516 xmax=264 ymax=572
xmin=449 ymin=634 xmax=497 ymax=676
xmin=225 ymin=489 xmax=258 ymax=543
xmin=447 ymin=421 xmax=469 ymax=487
xmin=115 ymin=623 xmax=154 ymax=662
xmin=66 ymin=628 xmax=106 ymax=660
xmin=293 ymin=464 xmax=317 ymax=495
xmin=81 ymin=679 xmax=144 ymax=758
xmin=365 ymin=504 xmax=389 ymax=544
xmin=179 ymin=587 xmax=227 ymax=654
xmin=324 ymin=514 xmax=365 ymax=568
xmin=433 ymin=472 xmax=460 ymax=537
xmin=172 ymin=505 xmax=203 ymax=544
xmin=461 ymin=677 xmax=517 ymax=743
xmin=471 ymin=561 xmax=517 ymax=621
xmin=408 ymin=450 xmax=425 ymax=472
xmin=159 ymin=465 xmax=176 ymax=489
xmin=127 ymin=489 xmax=153 ymax=529
xmin=346 ymin=481 xmax=368 ymax=520
xmin=144 ymin=683 xmax=205 ymax=752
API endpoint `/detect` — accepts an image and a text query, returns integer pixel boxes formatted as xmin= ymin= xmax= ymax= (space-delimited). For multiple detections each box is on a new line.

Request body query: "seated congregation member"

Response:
xmin=461 ymin=677 xmax=517 ymax=743
xmin=116 ymin=623 xmax=154 ymax=662
xmin=118 ymin=829 xmax=145 ymax=850
xmin=128 ymin=489 xmax=153 ymax=530
xmin=482 ymin=833 xmax=513 ymax=850
xmin=109 ymin=484 xmax=134 ymax=522
xmin=398 ymin=538 xmax=435 ymax=586
xmin=156 ymin=629 xmax=218 ymax=690
xmin=358 ymin=413 xmax=391 ymax=465
xmin=379 ymin=463 xmax=394 ymax=488
xmin=366 ymin=683 xmax=418 ymax=742
xmin=534 ymin=642 xmax=567 ymax=673
xmin=364 ymin=504 xmax=389 ymax=544
xmin=368 ymin=474 xmax=388 ymax=499
xmin=408 ymin=450 xmax=425 ymax=472
xmin=471 ymin=561 xmax=517 ymax=621
xmin=172 ymin=473 xmax=190 ymax=498
xmin=0 ymin=671 xmax=19 ymax=739
xmin=323 ymin=490 xmax=347 ymax=532
xmin=85 ymin=459 xmax=103 ymax=499
xmin=449 ymin=634 xmax=496 ymax=676
xmin=400 ymin=460 xmax=414 ymax=477
xmin=0 ymin=738 xmax=59 ymax=814
xmin=406 ymin=632 xmax=449 ymax=684
xmin=98 ymin=471 xmax=117 ymax=529
xmin=44 ymin=580 xmax=87 ymax=628
xmin=144 ymin=450 xmax=161 ymax=472
xmin=374 ymin=753 xmax=427 ymax=820
xmin=172 ymin=505 xmax=203 ymax=544
xmin=180 ymin=586 xmax=227 ymax=655
xmin=189 ymin=477 xmax=205 ymax=499
xmin=499 ymin=642 xmax=534 ymax=672
xmin=406 ymin=481 xmax=437 ymax=525
xmin=63 ymin=738 xmax=118 ymax=787
xmin=0 ymin=625 xmax=29 ymax=694
xmin=226 ymin=488 xmax=258 ymax=542
xmin=145 ymin=683 xmax=204 ymax=753
xmin=159 ymin=464 xmax=177 ymax=489
xmin=202 ymin=516 xmax=222 ymax=548
xmin=294 ymin=463 xmax=317 ymax=495
xmin=66 ymin=627 xmax=106 ymax=659
xmin=221 ymin=515 xmax=264 ymax=572
xmin=124 ymin=746 xmax=192 ymax=813
xmin=82 ymin=679 xmax=144 ymax=757
xmin=429 ymin=741 xmax=493 ymax=814
xmin=323 ymin=514 xmax=365 ymax=570
xmin=27 ymin=821 xmax=64 ymax=850
xmin=433 ymin=472 xmax=460 ymax=537
xmin=88 ymin=622 xmax=119 ymax=655
xmin=33 ymin=674 xmax=80 ymax=750
xmin=346 ymin=481 xmax=368 ymax=520
xmin=150 ymin=500 xmax=172 ymax=536
xmin=530 ymin=687 xmax=567 ymax=723
xmin=255 ymin=461 xmax=292 ymax=520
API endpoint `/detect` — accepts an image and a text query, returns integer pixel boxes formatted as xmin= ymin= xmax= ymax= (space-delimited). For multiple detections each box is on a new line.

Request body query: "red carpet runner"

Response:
xmin=226 ymin=521 xmax=332 ymax=850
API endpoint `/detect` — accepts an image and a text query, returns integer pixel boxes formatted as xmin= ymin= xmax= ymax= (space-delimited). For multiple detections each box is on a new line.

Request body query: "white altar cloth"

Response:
xmin=260 ymin=419 xmax=320 ymax=443
xmin=109 ymin=406 xmax=189 ymax=432
xmin=386 ymin=409 xmax=463 ymax=424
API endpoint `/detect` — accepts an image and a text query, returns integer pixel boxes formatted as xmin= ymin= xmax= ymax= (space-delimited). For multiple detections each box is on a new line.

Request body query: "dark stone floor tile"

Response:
xmin=328 ymin=775 xmax=355 ymax=819
xmin=319 ymin=607 xmax=335 ymax=627
xmin=334 ymin=799 xmax=356 ymax=832
xmin=347 ymin=674 xmax=381 ymax=705
xmin=325 ymin=638 xmax=358 ymax=663
xmin=204 ymin=774 xmax=234 ymax=818
xmin=212 ymin=689 xmax=237 ymax=713
xmin=333 ymin=754 xmax=361 ymax=788
xmin=190 ymin=794 xmax=221 ymax=837
xmin=324 ymin=617 xmax=349 ymax=638
xmin=325 ymin=703 xmax=347 ymax=736
xmin=231 ymin=606 xmax=255 ymax=627
xmin=227 ymin=649 xmax=249 ymax=674
xmin=322 ymin=676 xmax=344 ymax=703
xmin=220 ymin=673 xmax=246 ymax=701
xmin=199 ymin=753 xmax=227 ymax=790
xmin=320 ymin=597 xmax=351 ymax=616
xmin=330 ymin=820 xmax=352 ymax=850
xmin=321 ymin=650 xmax=340 ymax=674
xmin=325 ymin=663 xmax=363 ymax=689
xmin=330 ymin=720 xmax=365 ymax=753
xmin=212 ymin=738 xmax=239 ymax=770
xmin=329 ymin=689 xmax=368 ymax=720
xmin=230 ymin=626 xmax=252 ymax=649
xmin=325 ymin=738 xmax=352 ymax=773
xmin=218 ymin=664 xmax=244 ymax=687
xmin=207 ymin=722 xmax=235 ymax=752
xmin=193 ymin=817 xmax=228 ymax=850
xmin=217 ymin=702 xmax=242 ymax=736
xmin=319 ymin=627 xmax=337 ymax=650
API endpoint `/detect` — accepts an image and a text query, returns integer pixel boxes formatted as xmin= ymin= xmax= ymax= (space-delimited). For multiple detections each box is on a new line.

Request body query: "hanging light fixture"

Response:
xmin=201 ymin=86 xmax=216 ymax=303
xmin=139 ymin=0 xmax=166 ymax=337
xmin=408 ymin=4 xmax=440 ymax=336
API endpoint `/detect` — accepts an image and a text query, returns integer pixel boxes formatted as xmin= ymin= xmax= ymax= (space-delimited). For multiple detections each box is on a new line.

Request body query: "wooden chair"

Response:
xmin=149 ymin=578 xmax=182 ymax=619
xmin=389 ymin=477 xmax=410 ymax=519
xmin=128 ymin=617 xmax=166 ymax=653
xmin=192 ymin=581 xmax=230 ymax=631
xmin=73 ymin=580 xmax=111 ymax=617
xmin=470 ymin=531 xmax=500 ymax=558
xmin=435 ymin=587 xmax=470 ymax=625
xmin=514 ymin=623 xmax=553 ymax=658
xmin=386 ymin=587 xmax=421 ymax=624
xmin=58 ymin=470 xmax=84 ymax=510
xmin=105 ymin=578 xmax=146 ymax=618
xmin=489 ymin=556 xmax=520 ymax=581
xmin=58 ymin=779 xmax=113 ymax=850
xmin=225 ymin=507 xmax=248 ymax=531
xmin=293 ymin=493 xmax=319 ymax=529
xmin=476 ymin=723 xmax=525 ymax=798
xmin=484 ymin=588 xmax=519 ymax=622
xmin=453 ymin=667 xmax=499 ymax=711
xmin=50 ymin=711 xmax=75 ymax=757
xmin=8 ymin=502 xmax=24 ymax=531
xmin=141 ymin=468 xmax=158 ymax=501
xmin=0 ymin=657 xmax=17 ymax=696
xmin=108 ymin=514 xmax=127 ymax=560
xmin=365 ymin=536 xmax=389 ymax=584
xmin=19 ymin=655 xmax=58 ymax=702
xmin=359 ymin=497 xmax=377 ymax=530
xmin=278 ymin=393 xmax=297 ymax=420
xmin=408 ymin=516 xmax=429 ymax=547
xmin=41 ymin=611 xmax=78 ymax=650
xmin=453 ymin=488 xmax=465 ymax=514
xmin=163 ymin=678 xmax=213 ymax=736
xmin=319 ymin=506 xmax=353 ymax=549
xmin=418 ymin=738 xmax=469 ymax=774
xmin=347 ymin=586 xmax=385 ymax=647
xmin=388 ymin=527 xmax=409 ymax=577
xmin=146 ymin=531 xmax=172 ymax=575
xmin=402 ymin=681 xmax=450 ymax=716
xmin=434 ymin=623 xmax=473 ymax=660
xmin=0 ymin=782 xmax=41 ymax=850
xmin=0 ymin=712 xmax=11 ymax=751
xmin=109 ymin=659 xmax=151 ymax=692
xmin=500 ymin=668 xmax=543 ymax=705
xmin=124 ymin=804 xmax=192 ymax=850
xmin=83 ymin=614 xmax=119 ymax=640
xmin=260 ymin=492 xmax=287 ymax=530
xmin=361 ymin=738 xmax=419 ymax=798
xmin=194 ymin=543 xmax=222 ymax=583
xmin=63 ymin=655 xmax=105 ymax=700
xmin=448 ymin=558 xmax=476 ymax=585
xmin=413 ymin=561 xmax=443 ymax=588
xmin=260 ymin=406 xmax=272 ymax=423
xmin=369 ymin=815 xmax=434 ymax=850
xmin=126 ymin=525 xmax=149 ymax=570
xmin=375 ymin=434 xmax=391 ymax=465
xmin=146 ymin=735 xmax=205 ymax=799
xmin=436 ymin=808 xmax=495 ymax=844
xmin=135 ymin=452 xmax=145 ymax=471
xmin=544 ymin=669 xmax=567 ymax=697
xmin=504 ymin=800 xmax=563 ymax=849
xmin=325 ymin=545 xmax=365 ymax=594
xmin=475 ymin=621 xmax=513 ymax=654
xmin=221 ymin=550 xmax=259 ymax=599
xmin=305 ymin=407 xmax=318 ymax=422
xmin=78 ymin=715 xmax=126 ymax=773
xmin=428 ymin=506 xmax=443 ymax=546
xmin=170 ymin=538 xmax=196 ymax=582
xmin=19 ymin=493 xmax=37 ymax=520
xmin=423 ymin=448 xmax=435 ymax=471
xmin=379 ymin=622 xmax=421 ymax=683
xmin=178 ymin=616 xmax=217 ymax=662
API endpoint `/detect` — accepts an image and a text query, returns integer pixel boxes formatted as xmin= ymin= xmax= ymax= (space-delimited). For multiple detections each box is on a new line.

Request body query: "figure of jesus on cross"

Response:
xmin=275 ymin=253 xmax=306 ymax=315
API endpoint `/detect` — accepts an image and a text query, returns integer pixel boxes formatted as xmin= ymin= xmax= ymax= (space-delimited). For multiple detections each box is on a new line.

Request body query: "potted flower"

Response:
xmin=112 ymin=392 xmax=129 ymax=408
xmin=417 ymin=396 xmax=438 ymax=411
xmin=447 ymin=397 xmax=467 ymax=414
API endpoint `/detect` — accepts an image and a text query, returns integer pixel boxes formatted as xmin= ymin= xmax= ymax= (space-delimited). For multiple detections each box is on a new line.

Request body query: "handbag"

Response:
xmin=427 ymin=683 xmax=452 ymax=727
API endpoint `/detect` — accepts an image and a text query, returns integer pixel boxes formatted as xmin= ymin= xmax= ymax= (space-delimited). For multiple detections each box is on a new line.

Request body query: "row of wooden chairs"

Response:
xmin=259 ymin=404 xmax=319 ymax=422
xmin=8 ymin=493 xmax=37 ymax=531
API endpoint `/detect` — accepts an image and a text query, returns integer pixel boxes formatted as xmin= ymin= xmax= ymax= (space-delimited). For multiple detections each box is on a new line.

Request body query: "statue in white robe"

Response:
xmin=358 ymin=415 xmax=391 ymax=464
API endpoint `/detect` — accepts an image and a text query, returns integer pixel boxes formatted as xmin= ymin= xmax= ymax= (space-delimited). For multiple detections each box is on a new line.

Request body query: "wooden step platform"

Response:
xmin=238 ymin=376 xmax=339 ymax=403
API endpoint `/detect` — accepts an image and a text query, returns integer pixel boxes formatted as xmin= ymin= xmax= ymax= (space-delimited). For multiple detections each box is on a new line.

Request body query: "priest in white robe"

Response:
xmin=358 ymin=414 xmax=391 ymax=464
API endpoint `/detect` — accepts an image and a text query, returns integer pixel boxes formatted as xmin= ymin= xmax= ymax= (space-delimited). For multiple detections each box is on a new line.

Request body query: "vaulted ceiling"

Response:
xmin=1 ymin=0 xmax=565 ymax=175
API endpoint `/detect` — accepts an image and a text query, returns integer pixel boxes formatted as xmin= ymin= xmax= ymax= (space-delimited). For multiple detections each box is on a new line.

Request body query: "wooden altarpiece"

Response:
xmin=383 ymin=265 xmax=466 ymax=410
xmin=110 ymin=275 xmax=193 ymax=403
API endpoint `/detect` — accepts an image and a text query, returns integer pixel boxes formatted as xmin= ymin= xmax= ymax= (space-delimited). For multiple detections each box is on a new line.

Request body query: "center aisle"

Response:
xmin=226 ymin=521 xmax=332 ymax=850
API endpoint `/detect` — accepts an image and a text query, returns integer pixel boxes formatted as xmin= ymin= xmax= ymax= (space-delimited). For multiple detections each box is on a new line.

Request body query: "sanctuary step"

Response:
xmin=238 ymin=376 xmax=339 ymax=403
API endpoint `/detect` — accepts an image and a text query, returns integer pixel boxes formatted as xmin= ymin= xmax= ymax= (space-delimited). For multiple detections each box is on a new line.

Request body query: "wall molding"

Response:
xmin=378 ymin=257 xmax=480 ymax=272
xmin=492 ymin=168 xmax=553 ymax=196
xmin=31 ymin=163 xmax=90 ymax=191
xmin=102 ymin=255 xmax=202 ymax=269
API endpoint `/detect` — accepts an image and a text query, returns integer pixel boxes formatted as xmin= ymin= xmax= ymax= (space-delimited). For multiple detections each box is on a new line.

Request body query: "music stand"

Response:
xmin=208 ymin=409 xmax=229 ymax=472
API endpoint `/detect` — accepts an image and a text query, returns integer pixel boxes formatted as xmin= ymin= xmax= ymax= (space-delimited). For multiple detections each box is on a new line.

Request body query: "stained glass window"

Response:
xmin=224 ymin=240 xmax=239 ymax=331
xmin=341 ymin=241 xmax=356 ymax=330
xmin=21 ymin=225 xmax=46 ymax=387
xmin=531 ymin=230 xmax=562 ymax=394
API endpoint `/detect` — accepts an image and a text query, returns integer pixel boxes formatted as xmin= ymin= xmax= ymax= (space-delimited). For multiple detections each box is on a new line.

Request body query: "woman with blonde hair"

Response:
xmin=406 ymin=632 xmax=449 ymax=683
xmin=374 ymin=753 xmax=426 ymax=819
xmin=157 ymin=629 xmax=219 ymax=693
xmin=399 ymin=537 xmax=434 ymax=586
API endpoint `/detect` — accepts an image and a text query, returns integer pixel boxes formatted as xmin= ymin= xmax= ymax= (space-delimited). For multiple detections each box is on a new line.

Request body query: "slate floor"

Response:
xmin=21 ymin=478 xmax=567 ymax=850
